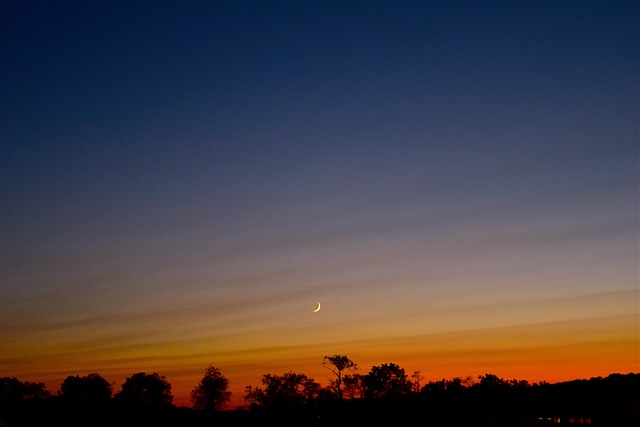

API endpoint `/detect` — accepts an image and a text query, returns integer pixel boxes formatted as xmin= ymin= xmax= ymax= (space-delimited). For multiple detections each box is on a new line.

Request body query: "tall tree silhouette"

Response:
xmin=411 ymin=371 xmax=423 ymax=393
xmin=190 ymin=365 xmax=231 ymax=411
xmin=323 ymin=355 xmax=357 ymax=399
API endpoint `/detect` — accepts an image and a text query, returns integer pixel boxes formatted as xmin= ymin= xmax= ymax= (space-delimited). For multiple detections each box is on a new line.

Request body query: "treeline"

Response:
xmin=1 ymin=355 xmax=638 ymax=427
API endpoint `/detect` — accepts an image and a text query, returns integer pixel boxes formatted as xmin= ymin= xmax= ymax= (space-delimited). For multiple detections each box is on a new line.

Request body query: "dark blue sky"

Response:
xmin=1 ymin=0 xmax=638 ymax=405
xmin=3 ymin=0 xmax=637 ymax=247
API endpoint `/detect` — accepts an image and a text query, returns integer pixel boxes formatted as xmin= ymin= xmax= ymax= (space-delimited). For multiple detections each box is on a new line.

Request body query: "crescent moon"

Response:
xmin=313 ymin=301 xmax=321 ymax=313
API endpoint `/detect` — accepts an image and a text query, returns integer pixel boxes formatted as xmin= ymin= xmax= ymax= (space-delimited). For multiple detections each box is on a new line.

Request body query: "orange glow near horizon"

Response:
xmin=3 ymin=304 xmax=637 ymax=408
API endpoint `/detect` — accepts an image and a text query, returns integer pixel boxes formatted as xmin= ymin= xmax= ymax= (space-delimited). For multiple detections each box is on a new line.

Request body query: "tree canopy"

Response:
xmin=2 ymin=361 xmax=639 ymax=427
xmin=0 ymin=377 xmax=49 ymax=404
xmin=323 ymin=354 xmax=357 ymax=399
xmin=363 ymin=363 xmax=412 ymax=398
xmin=190 ymin=365 xmax=231 ymax=411
xmin=244 ymin=371 xmax=320 ymax=410
xmin=60 ymin=373 xmax=112 ymax=402
xmin=116 ymin=372 xmax=173 ymax=407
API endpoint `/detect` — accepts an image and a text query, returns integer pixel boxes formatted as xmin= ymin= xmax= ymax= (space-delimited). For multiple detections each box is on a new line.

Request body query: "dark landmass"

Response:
xmin=1 ymin=372 xmax=638 ymax=426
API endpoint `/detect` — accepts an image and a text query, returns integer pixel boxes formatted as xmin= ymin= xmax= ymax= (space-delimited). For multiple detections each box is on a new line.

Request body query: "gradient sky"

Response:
xmin=1 ymin=0 xmax=638 ymax=408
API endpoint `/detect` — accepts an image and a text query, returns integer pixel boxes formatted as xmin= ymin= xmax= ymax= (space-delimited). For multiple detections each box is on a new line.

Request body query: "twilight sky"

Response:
xmin=1 ymin=0 xmax=638 ymax=408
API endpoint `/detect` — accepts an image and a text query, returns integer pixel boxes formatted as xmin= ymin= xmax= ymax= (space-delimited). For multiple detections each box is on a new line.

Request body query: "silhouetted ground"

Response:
xmin=1 ymin=373 xmax=638 ymax=426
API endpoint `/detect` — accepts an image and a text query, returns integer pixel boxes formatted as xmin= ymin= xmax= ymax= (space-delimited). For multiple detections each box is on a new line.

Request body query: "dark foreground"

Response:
xmin=2 ymin=373 xmax=638 ymax=426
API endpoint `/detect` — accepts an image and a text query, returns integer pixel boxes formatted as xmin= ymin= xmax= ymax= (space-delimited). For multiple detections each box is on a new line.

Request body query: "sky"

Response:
xmin=1 ymin=0 xmax=638 ymax=409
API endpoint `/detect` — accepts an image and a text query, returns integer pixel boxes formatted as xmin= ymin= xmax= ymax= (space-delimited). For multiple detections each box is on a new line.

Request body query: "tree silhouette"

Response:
xmin=1 ymin=368 xmax=638 ymax=426
xmin=60 ymin=373 xmax=112 ymax=403
xmin=190 ymin=365 xmax=231 ymax=411
xmin=323 ymin=354 xmax=357 ymax=399
xmin=364 ymin=363 xmax=411 ymax=398
xmin=0 ymin=377 xmax=50 ymax=427
xmin=245 ymin=371 xmax=320 ymax=410
xmin=476 ymin=373 xmax=508 ymax=391
xmin=446 ymin=377 xmax=469 ymax=396
xmin=116 ymin=372 xmax=173 ymax=407
xmin=411 ymin=370 xmax=423 ymax=393
xmin=54 ymin=373 xmax=113 ymax=427
xmin=342 ymin=373 xmax=366 ymax=399
xmin=0 ymin=377 xmax=50 ymax=404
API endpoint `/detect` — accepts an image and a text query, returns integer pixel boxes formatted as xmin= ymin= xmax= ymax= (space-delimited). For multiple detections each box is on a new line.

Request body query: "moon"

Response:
xmin=312 ymin=301 xmax=321 ymax=313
